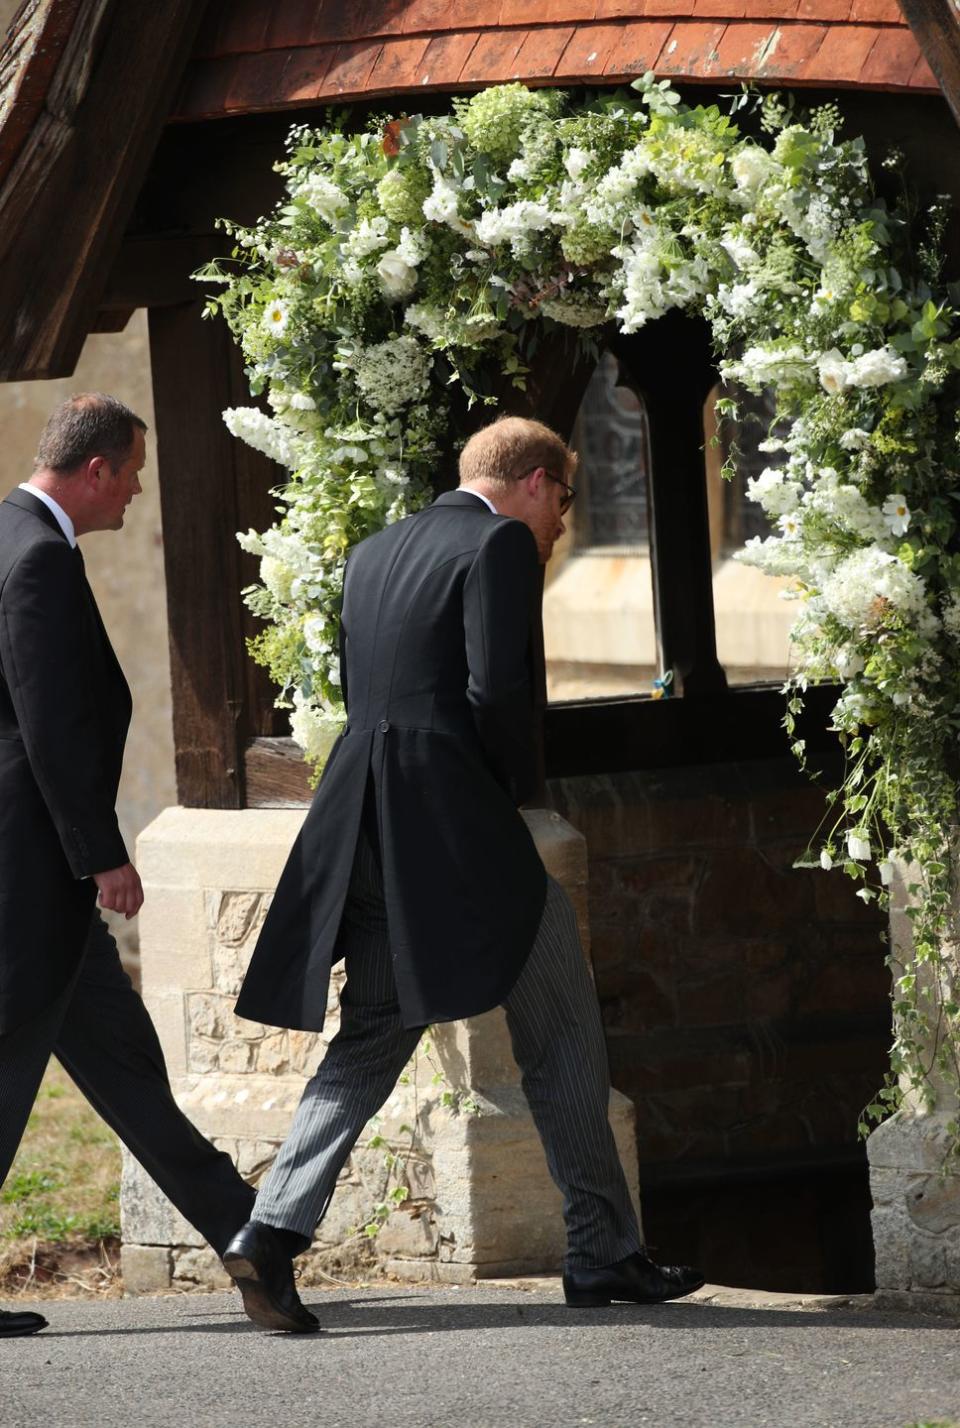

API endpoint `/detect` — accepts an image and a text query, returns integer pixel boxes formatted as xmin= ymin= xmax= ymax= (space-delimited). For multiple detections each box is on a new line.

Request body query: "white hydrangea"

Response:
xmin=290 ymin=690 xmax=339 ymax=761
xmin=540 ymin=289 xmax=608 ymax=328
xmin=820 ymin=547 xmax=937 ymax=636
xmin=354 ymin=336 xmax=432 ymax=414
xmin=295 ymin=173 xmax=349 ymax=224
xmin=422 ymin=174 xmax=473 ymax=235
xmin=848 ymin=346 xmax=908 ymax=388
xmin=730 ymin=145 xmax=776 ymax=197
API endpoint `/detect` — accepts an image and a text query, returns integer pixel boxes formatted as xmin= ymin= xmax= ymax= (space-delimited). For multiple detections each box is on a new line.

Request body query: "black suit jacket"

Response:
xmin=0 ymin=489 xmax=131 ymax=1033
xmin=236 ymin=490 xmax=548 ymax=1032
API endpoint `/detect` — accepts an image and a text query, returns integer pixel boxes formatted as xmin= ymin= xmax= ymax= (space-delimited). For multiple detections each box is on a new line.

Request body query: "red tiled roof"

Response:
xmin=172 ymin=0 xmax=937 ymax=123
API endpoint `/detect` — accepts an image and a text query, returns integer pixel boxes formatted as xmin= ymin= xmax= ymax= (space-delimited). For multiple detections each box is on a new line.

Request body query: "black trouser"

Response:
xmin=0 ymin=912 xmax=254 ymax=1255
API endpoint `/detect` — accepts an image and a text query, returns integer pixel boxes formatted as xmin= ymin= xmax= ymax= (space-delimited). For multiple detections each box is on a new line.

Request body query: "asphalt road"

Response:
xmin=1 ymin=1282 xmax=958 ymax=1428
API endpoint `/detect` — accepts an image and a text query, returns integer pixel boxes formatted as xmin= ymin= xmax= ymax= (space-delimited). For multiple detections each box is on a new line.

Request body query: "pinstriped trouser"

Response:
xmin=253 ymin=834 xmax=643 ymax=1270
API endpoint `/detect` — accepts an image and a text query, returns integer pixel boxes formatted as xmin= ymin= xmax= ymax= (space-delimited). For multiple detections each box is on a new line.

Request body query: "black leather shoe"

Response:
xmin=0 ymin=1308 xmax=47 ymax=1337
xmin=222 ymin=1221 xmax=320 ymax=1333
xmin=563 ymin=1250 xmax=705 ymax=1307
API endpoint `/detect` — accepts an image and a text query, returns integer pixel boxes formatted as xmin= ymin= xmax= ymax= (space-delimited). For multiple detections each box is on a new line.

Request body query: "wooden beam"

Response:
xmin=899 ymin=0 xmax=960 ymax=130
xmin=149 ymin=299 xmax=284 ymax=809
xmin=0 ymin=0 xmax=207 ymax=380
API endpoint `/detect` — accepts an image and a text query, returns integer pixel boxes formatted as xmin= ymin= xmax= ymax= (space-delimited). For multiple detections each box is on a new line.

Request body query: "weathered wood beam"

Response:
xmin=149 ymin=299 xmax=284 ymax=809
xmin=0 ymin=0 xmax=208 ymax=380
xmin=899 ymin=0 xmax=960 ymax=130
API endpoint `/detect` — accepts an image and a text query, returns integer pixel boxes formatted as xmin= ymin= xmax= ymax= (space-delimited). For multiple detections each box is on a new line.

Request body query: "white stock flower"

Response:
xmin=882 ymin=494 xmax=911 ymax=536
xmin=746 ymin=467 xmax=801 ymax=517
xmin=847 ymin=832 xmax=872 ymax=862
xmin=223 ymin=407 xmax=296 ymax=468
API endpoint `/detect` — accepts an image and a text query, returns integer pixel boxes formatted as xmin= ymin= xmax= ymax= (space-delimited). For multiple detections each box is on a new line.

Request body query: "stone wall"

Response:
xmin=867 ymin=865 xmax=960 ymax=1315
xmin=122 ymin=806 xmax=641 ymax=1292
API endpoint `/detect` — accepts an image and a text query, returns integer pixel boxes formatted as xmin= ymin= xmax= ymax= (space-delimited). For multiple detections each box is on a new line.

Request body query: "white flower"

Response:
xmin=564 ymin=147 xmax=593 ymax=180
xmin=746 ymin=467 xmax=801 ymax=517
xmin=223 ymin=407 xmax=296 ymax=468
xmin=839 ymin=428 xmax=871 ymax=451
xmin=835 ymin=647 xmax=865 ymax=680
xmin=778 ymin=512 xmax=803 ymax=540
xmin=878 ymin=859 xmax=896 ymax=886
xmin=262 ymin=299 xmax=290 ymax=336
xmin=287 ymin=391 xmax=316 ymax=411
xmin=376 ymin=250 xmax=418 ymax=300
xmin=354 ymin=336 xmax=432 ymax=414
xmin=847 ymin=832 xmax=872 ymax=862
xmin=507 ymin=157 xmax=530 ymax=182
xmin=820 ymin=546 xmax=937 ymax=637
xmin=719 ymin=230 xmax=760 ymax=269
xmin=423 ymin=175 xmax=472 ymax=234
xmin=820 ymin=849 xmax=834 ymax=870
xmin=817 ymin=349 xmax=848 ymax=394
xmin=730 ymin=145 xmax=775 ymax=196
xmin=295 ymin=173 xmax=349 ymax=224
xmin=882 ymin=494 xmax=911 ymax=536
xmin=847 ymin=346 xmax=908 ymax=388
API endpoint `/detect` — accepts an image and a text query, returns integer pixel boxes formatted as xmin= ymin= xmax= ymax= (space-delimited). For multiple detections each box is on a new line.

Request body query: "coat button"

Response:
xmin=378 ymin=719 xmax=390 ymax=733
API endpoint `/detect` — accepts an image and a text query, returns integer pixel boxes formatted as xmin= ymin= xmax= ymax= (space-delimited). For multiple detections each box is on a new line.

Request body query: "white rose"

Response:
xmin=564 ymin=147 xmax=593 ymax=180
xmin=817 ymin=349 xmax=849 ymax=394
xmin=376 ymin=250 xmax=418 ymax=300
xmin=835 ymin=647 xmax=864 ymax=680
xmin=730 ymin=146 xmax=772 ymax=195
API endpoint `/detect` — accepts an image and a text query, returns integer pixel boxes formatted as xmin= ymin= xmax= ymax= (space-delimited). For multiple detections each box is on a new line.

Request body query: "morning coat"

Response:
xmin=0 ymin=489 xmax=131 ymax=1034
xmin=236 ymin=489 xmax=549 ymax=1032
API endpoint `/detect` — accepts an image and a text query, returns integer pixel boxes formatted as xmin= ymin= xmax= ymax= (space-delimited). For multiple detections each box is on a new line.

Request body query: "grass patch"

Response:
xmin=0 ymin=1060 xmax=122 ymax=1297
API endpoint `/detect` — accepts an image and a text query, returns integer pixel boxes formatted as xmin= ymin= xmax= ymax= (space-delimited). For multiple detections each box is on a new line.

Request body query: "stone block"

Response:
xmin=868 ymin=1110 xmax=958 ymax=1174
xmin=120 ymin=1149 xmax=205 ymax=1249
xmin=138 ymin=887 xmax=211 ymax=993
xmin=139 ymin=990 xmax=188 ymax=1079
xmin=910 ymin=1235 xmax=948 ymax=1289
xmin=137 ymin=808 xmax=307 ymax=892
xmin=376 ymin=1206 xmax=440 ymax=1258
xmin=906 ymin=1175 xmax=960 ymax=1234
xmin=172 ymin=1247 xmax=233 ymax=1290
xmin=121 ymin=1245 xmax=172 ymax=1295
xmin=870 ymin=1206 xmax=911 ymax=1290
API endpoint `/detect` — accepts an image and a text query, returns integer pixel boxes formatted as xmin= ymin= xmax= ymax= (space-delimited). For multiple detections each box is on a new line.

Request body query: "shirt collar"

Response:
xmin=462 ymin=488 xmax=498 ymax=515
xmin=18 ymin=484 xmax=77 ymax=548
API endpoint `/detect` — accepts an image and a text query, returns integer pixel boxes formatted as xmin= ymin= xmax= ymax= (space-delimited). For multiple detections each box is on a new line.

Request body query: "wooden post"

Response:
xmin=148 ymin=300 xmax=282 ymax=808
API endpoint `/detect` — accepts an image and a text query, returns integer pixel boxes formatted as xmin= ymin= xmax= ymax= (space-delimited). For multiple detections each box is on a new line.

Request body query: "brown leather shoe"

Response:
xmin=563 ymin=1250 xmax=705 ymax=1307
xmin=0 ymin=1308 xmax=47 ymax=1337
xmin=222 ymin=1220 xmax=320 ymax=1333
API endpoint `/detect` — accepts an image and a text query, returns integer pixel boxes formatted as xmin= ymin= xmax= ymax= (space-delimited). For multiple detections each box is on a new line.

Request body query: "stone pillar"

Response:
xmin=867 ymin=866 xmax=960 ymax=1314
xmin=120 ymin=806 xmax=641 ymax=1292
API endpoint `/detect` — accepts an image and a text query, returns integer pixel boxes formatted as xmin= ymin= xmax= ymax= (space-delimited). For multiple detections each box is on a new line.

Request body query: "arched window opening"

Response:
xmin=543 ymin=350 xmax=657 ymax=703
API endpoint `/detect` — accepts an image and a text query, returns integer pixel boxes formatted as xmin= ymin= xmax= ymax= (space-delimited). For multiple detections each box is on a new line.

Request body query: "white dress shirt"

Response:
xmin=463 ymin=488 xmax=498 ymax=515
xmin=18 ymin=484 xmax=77 ymax=548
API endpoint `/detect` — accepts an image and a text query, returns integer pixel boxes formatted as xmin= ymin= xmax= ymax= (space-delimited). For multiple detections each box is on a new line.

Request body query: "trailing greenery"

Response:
xmin=200 ymin=76 xmax=960 ymax=1144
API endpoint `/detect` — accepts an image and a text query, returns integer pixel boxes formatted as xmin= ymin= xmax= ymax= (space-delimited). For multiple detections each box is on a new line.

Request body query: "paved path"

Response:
xmin=1 ymin=1281 xmax=958 ymax=1428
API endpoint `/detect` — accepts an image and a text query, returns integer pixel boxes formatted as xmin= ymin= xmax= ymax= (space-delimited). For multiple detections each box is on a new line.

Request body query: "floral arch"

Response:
xmin=203 ymin=76 xmax=960 ymax=1132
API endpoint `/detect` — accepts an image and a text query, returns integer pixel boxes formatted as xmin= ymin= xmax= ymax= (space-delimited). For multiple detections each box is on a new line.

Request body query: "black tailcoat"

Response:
xmin=236 ymin=490 xmax=548 ymax=1032
xmin=0 ymin=490 xmax=130 ymax=1034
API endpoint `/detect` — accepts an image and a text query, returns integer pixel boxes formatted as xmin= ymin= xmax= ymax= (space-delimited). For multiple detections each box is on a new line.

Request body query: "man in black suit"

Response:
xmin=0 ymin=394 xmax=254 ymax=1338
xmin=224 ymin=416 xmax=703 ymax=1332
